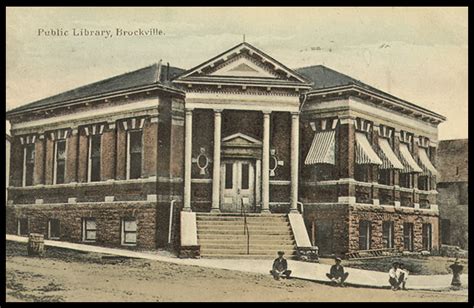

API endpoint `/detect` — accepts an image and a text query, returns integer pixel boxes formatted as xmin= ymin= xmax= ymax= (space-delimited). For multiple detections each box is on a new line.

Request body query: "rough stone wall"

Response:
xmin=436 ymin=139 xmax=468 ymax=183
xmin=6 ymin=202 xmax=162 ymax=250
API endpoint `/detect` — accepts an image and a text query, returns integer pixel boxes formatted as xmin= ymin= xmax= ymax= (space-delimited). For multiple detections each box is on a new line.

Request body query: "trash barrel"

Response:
xmin=27 ymin=233 xmax=44 ymax=257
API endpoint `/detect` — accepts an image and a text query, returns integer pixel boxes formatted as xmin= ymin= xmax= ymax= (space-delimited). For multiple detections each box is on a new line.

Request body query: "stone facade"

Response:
xmin=436 ymin=139 xmax=468 ymax=249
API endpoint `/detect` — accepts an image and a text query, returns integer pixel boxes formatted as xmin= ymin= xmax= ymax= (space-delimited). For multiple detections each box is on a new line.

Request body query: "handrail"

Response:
xmin=240 ymin=198 xmax=250 ymax=255
xmin=297 ymin=201 xmax=304 ymax=215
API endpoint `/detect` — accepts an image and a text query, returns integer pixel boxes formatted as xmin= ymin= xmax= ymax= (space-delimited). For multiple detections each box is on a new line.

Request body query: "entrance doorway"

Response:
xmin=220 ymin=159 xmax=255 ymax=212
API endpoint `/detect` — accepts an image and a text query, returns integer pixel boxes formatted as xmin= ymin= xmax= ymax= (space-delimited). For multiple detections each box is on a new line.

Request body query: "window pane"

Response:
xmin=19 ymin=219 xmax=28 ymax=235
xmin=86 ymin=231 xmax=97 ymax=240
xmin=57 ymin=140 xmax=66 ymax=160
xmin=359 ymin=221 xmax=371 ymax=250
xmin=56 ymin=161 xmax=65 ymax=184
xmin=241 ymin=163 xmax=249 ymax=190
xmin=382 ymin=221 xmax=393 ymax=248
xmin=124 ymin=220 xmax=137 ymax=232
xmin=49 ymin=219 xmax=60 ymax=238
xmin=91 ymin=157 xmax=101 ymax=182
xmin=91 ymin=135 xmax=101 ymax=158
xmin=125 ymin=233 xmax=137 ymax=243
xmin=129 ymin=131 xmax=142 ymax=153
xmin=225 ymin=163 xmax=233 ymax=189
xmin=26 ymin=145 xmax=35 ymax=162
xmin=130 ymin=153 xmax=142 ymax=179
xmin=403 ymin=223 xmax=413 ymax=251
xmin=25 ymin=163 xmax=34 ymax=186
xmin=86 ymin=219 xmax=96 ymax=230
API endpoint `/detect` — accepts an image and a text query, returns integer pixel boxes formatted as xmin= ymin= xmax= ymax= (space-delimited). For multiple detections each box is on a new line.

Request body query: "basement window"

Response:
xmin=17 ymin=218 xmax=29 ymax=236
xmin=127 ymin=130 xmax=143 ymax=180
xmin=48 ymin=219 xmax=61 ymax=240
xmin=82 ymin=218 xmax=97 ymax=242
xmin=121 ymin=219 xmax=137 ymax=245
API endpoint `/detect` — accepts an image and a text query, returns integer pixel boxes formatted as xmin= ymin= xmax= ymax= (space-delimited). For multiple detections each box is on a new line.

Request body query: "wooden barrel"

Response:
xmin=27 ymin=233 xmax=44 ymax=257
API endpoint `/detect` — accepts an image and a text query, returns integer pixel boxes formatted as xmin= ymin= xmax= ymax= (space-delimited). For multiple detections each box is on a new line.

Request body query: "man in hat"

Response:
xmin=326 ymin=257 xmax=349 ymax=287
xmin=449 ymin=258 xmax=463 ymax=290
xmin=388 ymin=262 xmax=400 ymax=290
xmin=270 ymin=251 xmax=292 ymax=280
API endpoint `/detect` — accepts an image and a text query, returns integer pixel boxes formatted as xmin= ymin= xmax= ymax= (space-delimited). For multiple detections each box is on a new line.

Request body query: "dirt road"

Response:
xmin=5 ymin=243 xmax=468 ymax=302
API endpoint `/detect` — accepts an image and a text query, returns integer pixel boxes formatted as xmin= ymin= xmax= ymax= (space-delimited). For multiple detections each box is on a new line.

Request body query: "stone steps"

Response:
xmin=196 ymin=213 xmax=297 ymax=259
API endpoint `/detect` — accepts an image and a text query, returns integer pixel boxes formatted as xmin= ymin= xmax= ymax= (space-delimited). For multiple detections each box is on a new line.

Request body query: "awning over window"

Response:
xmin=418 ymin=147 xmax=438 ymax=176
xmin=304 ymin=130 xmax=336 ymax=165
xmin=355 ymin=132 xmax=382 ymax=165
xmin=399 ymin=143 xmax=423 ymax=173
xmin=378 ymin=137 xmax=403 ymax=170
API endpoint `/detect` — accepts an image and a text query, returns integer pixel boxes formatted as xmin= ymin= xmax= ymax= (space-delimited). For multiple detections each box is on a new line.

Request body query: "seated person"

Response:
xmin=270 ymin=251 xmax=292 ymax=280
xmin=388 ymin=262 xmax=400 ymax=290
xmin=326 ymin=257 xmax=349 ymax=287
xmin=397 ymin=262 xmax=409 ymax=290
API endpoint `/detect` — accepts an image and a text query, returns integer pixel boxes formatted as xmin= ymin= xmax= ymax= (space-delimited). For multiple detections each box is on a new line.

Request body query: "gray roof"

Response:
xmin=7 ymin=63 xmax=186 ymax=115
xmin=295 ymin=65 xmax=446 ymax=121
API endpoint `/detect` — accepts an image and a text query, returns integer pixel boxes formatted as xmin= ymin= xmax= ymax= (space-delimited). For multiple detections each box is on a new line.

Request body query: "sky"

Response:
xmin=5 ymin=7 xmax=468 ymax=140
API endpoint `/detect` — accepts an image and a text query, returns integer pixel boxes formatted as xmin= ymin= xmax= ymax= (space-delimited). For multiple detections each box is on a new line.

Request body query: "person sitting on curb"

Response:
xmin=388 ymin=262 xmax=400 ymax=290
xmin=449 ymin=258 xmax=463 ymax=290
xmin=270 ymin=251 xmax=292 ymax=280
xmin=326 ymin=257 xmax=349 ymax=287
xmin=397 ymin=262 xmax=409 ymax=290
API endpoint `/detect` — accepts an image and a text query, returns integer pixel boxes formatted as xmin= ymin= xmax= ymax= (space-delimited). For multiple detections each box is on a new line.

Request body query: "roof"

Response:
xmin=7 ymin=63 xmax=186 ymax=115
xmin=295 ymin=65 xmax=446 ymax=122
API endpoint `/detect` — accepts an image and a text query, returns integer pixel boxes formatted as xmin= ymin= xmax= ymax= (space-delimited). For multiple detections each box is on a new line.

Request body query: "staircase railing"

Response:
xmin=240 ymin=198 xmax=250 ymax=255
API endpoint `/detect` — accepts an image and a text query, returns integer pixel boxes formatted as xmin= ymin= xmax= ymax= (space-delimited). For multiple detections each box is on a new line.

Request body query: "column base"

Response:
xmin=210 ymin=208 xmax=221 ymax=213
xmin=289 ymin=208 xmax=299 ymax=213
xmin=182 ymin=207 xmax=192 ymax=212
xmin=260 ymin=209 xmax=271 ymax=215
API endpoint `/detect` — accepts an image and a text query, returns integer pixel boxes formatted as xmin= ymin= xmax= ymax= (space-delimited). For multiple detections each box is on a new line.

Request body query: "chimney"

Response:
xmin=167 ymin=62 xmax=170 ymax=81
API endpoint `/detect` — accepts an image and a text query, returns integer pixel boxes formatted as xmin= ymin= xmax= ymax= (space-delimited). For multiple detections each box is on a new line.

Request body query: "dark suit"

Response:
xmin=326 ymin=264 xmax=349 ymax=285
xmin=270 ymin=257 xmax=292 ymax=279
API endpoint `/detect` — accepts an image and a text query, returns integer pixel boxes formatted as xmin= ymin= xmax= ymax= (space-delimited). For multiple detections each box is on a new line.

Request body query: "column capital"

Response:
xmin=185 ymin=107 xmax=194 ymax=113
xmin=290 ymin=111 xmax=300 ymax=117
xmin=339 ymin=115 xmax=356 ymax=125
xmin=262 ymin=110 xmax=272 ymax=115
xmin=213 ymin=109 xmax=224 ymax=114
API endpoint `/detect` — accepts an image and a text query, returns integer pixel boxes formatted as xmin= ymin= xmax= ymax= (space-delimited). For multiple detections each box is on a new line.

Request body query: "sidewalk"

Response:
xmin=6 ymin=234 xmax=467 ymax=291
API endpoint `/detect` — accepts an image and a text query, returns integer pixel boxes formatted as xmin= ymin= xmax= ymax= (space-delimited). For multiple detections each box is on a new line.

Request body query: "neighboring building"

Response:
xmin=6 ymin=134 xmax=11 ymax=203
xmin=436 ymin=139 xmax=468 ymax=249
xmin=5 ymin=42 xmax=445 ymax=257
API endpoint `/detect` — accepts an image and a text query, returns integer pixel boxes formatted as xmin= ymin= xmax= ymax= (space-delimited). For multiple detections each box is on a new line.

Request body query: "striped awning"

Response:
xmin=399 ymin=143 xmax=423 ymax=173
xmin=378 ymin=137 xmax=403 ymax=170
xmin=418 ymin=147 xmax=438 ymax=176
xmin=304 ymin=130 xmax=336 ymax=165
xmin=355 ymin=132 xmax=382 ymax=165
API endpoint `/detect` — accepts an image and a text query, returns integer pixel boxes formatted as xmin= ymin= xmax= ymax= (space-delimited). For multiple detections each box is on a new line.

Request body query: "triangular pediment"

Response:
xmin=175 ymin=42 xmax=311 ymax=84
xmin=222 ymin=133 xmax=262 ymax=147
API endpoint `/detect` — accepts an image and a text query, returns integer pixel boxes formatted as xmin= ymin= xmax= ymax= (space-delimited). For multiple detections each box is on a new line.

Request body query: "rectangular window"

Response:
xmin=378 ymin=169 xmax=391 ymax=185
xmin=121 ymin=219 xmax=137 ymax=245
xmin=128 ymin=130 xmax=142 ymax=179
xmin=441 ymin=219 xmax=451 ymax=244
xmin=359 ymin=220 xmax=371 ymax=250
xmin=82 ymin=218 xmax=97 ymax=242
xmin=55 ymin=140 xmax=66 ymax=184
xmin=225 ymin=163 xmax=233 ymax=189
xmin=422 ymin=223 xmax=432 ymax=251
xmin=89 ymin=135 xmax=101 ymax=182
xmin=17 ymin=218 xmax=29 ymax=236
xmin=399 ymin=173 xmax=412 ymax=188
xmin=48 ymin=219 xmax=61 ymax=239
xmin=241 ymin=163 xmax=249 ymax=190
xmin=314 ymin=164 xmax=336 ymax=181
xmin=355 ymin=165 xmax=371 ymax=182
xmin=382 ymin=221 xmax=394 ymax=249
xmin=418 ymin=175 xmax=430 ymax=191
xmin=403 ymin=223 xmax=414 ymax=251
xmin=24 ymin=144 xmax=35 ymax=186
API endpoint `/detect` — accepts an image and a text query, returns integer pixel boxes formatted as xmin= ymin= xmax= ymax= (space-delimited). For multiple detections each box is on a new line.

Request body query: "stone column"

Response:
xmin=44 ymin=137 xmax=55 ymax=185
xmin=290 ymin=112 xmax=299 ymax=213
xmin=33 ymin=135 xmax=45 ymax=185
xmin=211 ymin=109 xmax=222 ymax=213
xmin=337 ymin=115 xmax=356 ymax=203
xmin=183 ymin=108 xmax=193 ymax=212
xmin=261 ymin=111 xmax=271 ymax=214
